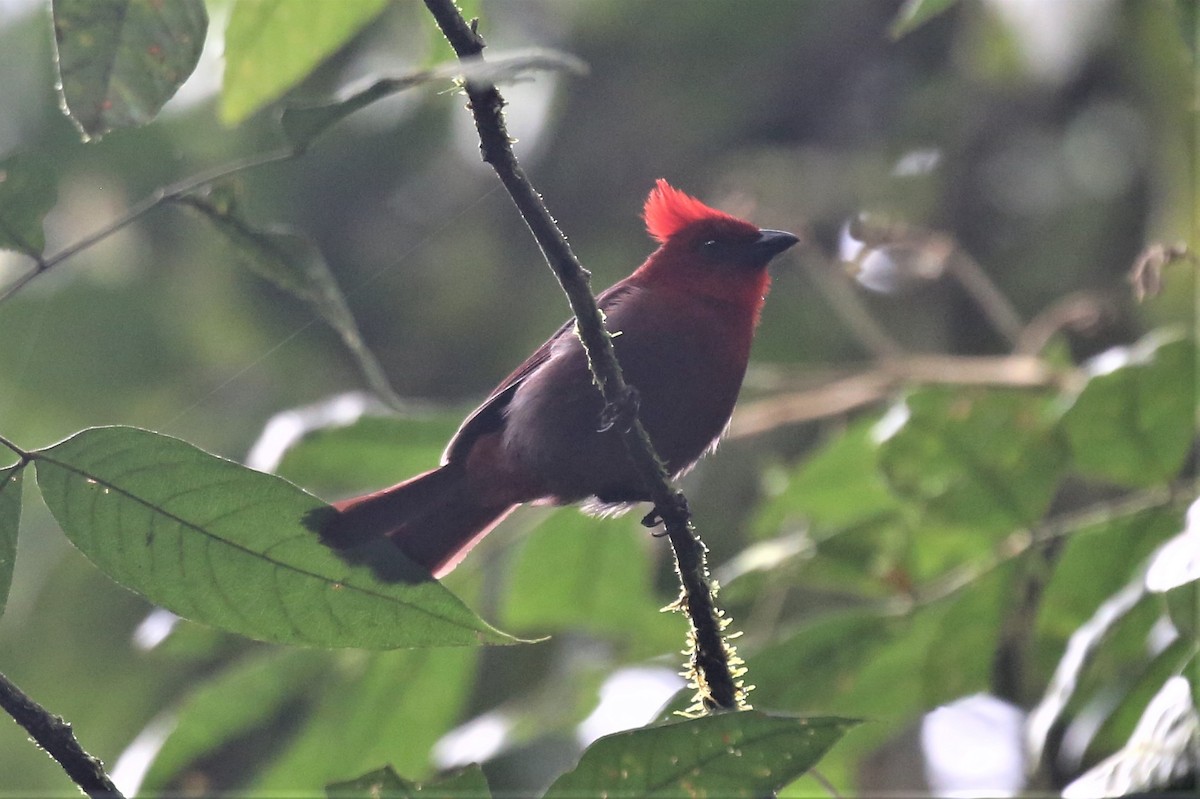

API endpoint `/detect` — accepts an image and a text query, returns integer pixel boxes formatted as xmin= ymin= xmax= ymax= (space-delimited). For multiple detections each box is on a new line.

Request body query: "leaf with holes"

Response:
xmin=0 ymin=461 xmax=23 ymax=617
xmin=52 ymin=0 xmax=207 ymax=139
xmin=33 ymin=426 xmax=517 ymax=648
xmin=543 ymin=711 xmax=854 ymax=798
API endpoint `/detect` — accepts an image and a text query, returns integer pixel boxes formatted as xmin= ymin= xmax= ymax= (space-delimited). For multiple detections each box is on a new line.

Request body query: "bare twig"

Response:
xmin=730 ymin=353 xmax=1065 ymax=439
xmin=422 ymin=0 xmax=744 ymax=710
xmin=0 ymin=148 xmax=297 ymax=306
xmin=946 ymin=249 xmax=1025 ymax=346
xmin=0 ymin=671 xmax=125 ymax=799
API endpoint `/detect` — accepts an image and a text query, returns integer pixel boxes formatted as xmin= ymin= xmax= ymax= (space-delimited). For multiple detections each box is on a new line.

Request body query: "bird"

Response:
xmin=322 ymin=179 xmax=799 ymax=577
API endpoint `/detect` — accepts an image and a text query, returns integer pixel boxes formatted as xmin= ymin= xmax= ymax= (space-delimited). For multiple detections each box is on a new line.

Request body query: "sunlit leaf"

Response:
xmin=0 ymin=154 xmax=57 ymax=257
xmin=1027 ymin=572 xmax=1150 ymax=765
xmin=1061 ymin=334 xmax=1194 ymax=487
xmin=0 ymin=462 xmax=23 ymax=616
xmin=221 ymin=0 xmax=389 ymax=125
xmin=33 ymin=426 xmax=517 ymax=648
xmin=1145 ymin=499 xmax=1200 ymax=594
xmin=326 ymin=764 xmax=490 ymax=798
xmin=890 ymin=0 xmax=959 ymax=38
xmin=52 ymin=0 xmax=207 ymax=139
xmin=178 ymin=187 xmax=400 ymax=406
xmin=878 ymin=388 xmax=1067 ymax=534
xmin=1063 ymin=675 xmax=1198 ymax=799
xmin=543 ymin=711 xmax=854 ymax=798
xmin=140 ymin=649 xmax=329 ymax=795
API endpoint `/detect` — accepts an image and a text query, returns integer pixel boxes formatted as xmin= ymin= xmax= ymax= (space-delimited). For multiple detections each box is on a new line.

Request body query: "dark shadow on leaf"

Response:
xmin=302 ymin=506 xmax=435 ymax=586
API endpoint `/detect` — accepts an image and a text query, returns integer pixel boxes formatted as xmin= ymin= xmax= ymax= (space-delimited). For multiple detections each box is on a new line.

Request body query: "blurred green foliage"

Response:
xmin=0 ymin=0 xmax=1195 ymax=796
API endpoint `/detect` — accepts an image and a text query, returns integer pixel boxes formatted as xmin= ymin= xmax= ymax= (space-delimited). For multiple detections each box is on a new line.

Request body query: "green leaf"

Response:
xmin=890 ymin=0 xmax=959 ymax=38
xmin=140 ymin=649 xmax=329 ymax=794
xmin=52 ymin=0 xmax=207 ymax=140
xmin=501 ymin=510 xmax=677 ymax=648
xmin=1062 ymin=674 xmax=1199 ymax=798
xmin=274 ymin=413 xmax=463 ymax=496
xmin=0 ymin=154 xmax=57 ymax=257
xmin=753 ymin=416 xmax=902 ymax=538
xmin=326 ymin=764 xmax=490 ymax=798
xmin=1062 ymin=334 xmax=1195 ymax=487
xmin=544 ymin=711 xmax=854 ymax=798
xmin=252 ymin=648 xmax=478 ymax=790
xmin=33 ymin=426 xmax=517 ymax=648
xmin=178 ymin=187 xmax=401 ymax=406
xmin=221 ymin=0 xmax=389 ymax=125
xmin=878 ymin=388 xmax=1067 ymax=534
xmin=142 ymin=647 xmax=479 ymax=794
xmin=0 ymin=462 xmax=23 ymax=617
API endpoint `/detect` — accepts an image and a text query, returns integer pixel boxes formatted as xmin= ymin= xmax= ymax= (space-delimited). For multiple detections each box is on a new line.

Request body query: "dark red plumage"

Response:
xmin=324 ymin=180 xmax=798 ymax=577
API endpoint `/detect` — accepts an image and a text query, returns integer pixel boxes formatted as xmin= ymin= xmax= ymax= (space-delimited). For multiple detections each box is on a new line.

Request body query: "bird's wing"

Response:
xmin=441 ymin=281 xmax=638 ymax=465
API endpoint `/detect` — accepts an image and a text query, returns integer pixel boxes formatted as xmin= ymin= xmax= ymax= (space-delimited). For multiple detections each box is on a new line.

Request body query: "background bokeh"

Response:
xmin=0 ymin=0 xmax=1193 ymax=796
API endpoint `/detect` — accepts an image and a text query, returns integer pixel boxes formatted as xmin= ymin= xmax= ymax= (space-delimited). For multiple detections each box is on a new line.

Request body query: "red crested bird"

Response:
xmin=323 ymin=179 xmax=799 ymax=577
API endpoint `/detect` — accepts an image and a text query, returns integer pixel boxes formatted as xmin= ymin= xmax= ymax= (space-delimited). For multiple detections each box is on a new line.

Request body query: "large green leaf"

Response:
xmin=221 ymin=0 xmax=389 ymax=125
xmin=878 ymin=388 xmax=1067 ymax=534
xmin=52 ymin=0 xmax=207 ymax=139
xmin=1061 ymin=334 xmax=1195 ymax=487
xmin=33 ymin=426 xmax=516 ymax=648
xmin=544 ymin=711 xmax=853 ymax=798
xmin=326 ymin=764 xmax=490 ymax=798
xmin=0 ymin=154 xmax=57 ymax=257
xmin=0 ymin=462 xmax=23 ymax=617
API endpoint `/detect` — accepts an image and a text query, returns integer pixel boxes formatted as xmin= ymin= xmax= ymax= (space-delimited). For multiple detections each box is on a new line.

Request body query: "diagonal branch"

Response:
xmin=0 ymin=670 xmax=125 ymax=799
xmin=422 ymin=0 xmax=744 ymax=711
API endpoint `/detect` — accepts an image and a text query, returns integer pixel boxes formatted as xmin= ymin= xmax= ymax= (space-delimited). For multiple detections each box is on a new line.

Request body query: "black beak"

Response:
xmin=753 ymin=229 xmax=801 ymax=262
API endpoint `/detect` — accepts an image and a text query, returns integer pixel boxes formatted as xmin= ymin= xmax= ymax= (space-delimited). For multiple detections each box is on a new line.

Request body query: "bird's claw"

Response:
xmin=598 ymin=385 xmax=641 ymax=433
xmin=641 ymin=493 xmax=691 ymax=536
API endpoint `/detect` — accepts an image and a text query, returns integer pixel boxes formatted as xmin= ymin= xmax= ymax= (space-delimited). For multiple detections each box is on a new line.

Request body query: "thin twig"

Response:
xmin=729 ymin=353 xmax=1066 ymax=439
xmin=0 ymin=671 xmax=125 ymax=799
xmin=947 ymin=250 xmax=1025 ymax=346
xmin=0 ymin=147 xmax=298 ymax=306
xmin=422 ymin=0 xmax=743 ymax=710
xmin=803 ymin=258 xmax=905 ymax=360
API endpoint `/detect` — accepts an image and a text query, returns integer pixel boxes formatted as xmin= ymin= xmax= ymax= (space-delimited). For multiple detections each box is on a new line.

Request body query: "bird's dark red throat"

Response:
xmin=323 ymin=179 xmax=799 ymax=577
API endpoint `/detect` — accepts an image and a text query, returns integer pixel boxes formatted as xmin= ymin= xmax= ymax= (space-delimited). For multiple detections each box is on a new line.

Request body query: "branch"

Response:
xmin=0 ymin=148 xmax=297 ymax=306
xmin=422 ymin=0 xmax=744 ymax=711
xmin=730 ymin=353 xmax=1066 ymax=439
xmin=0 ymin=671 xmax=125 ymax=799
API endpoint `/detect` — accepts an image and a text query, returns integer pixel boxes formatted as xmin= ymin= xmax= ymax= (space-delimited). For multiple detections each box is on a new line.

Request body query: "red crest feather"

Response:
xmin=643 ymin=179 xmax=740 ymax=243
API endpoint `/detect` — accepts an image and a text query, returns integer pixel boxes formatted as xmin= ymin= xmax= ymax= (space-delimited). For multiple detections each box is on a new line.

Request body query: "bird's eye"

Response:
xmin=702 ymin=239 xmax=718 ymax=249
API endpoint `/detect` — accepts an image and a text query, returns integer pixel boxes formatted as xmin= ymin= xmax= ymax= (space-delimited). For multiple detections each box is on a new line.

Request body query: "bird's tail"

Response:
xmin=322 ymin=465 xmax=515 ymax=578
